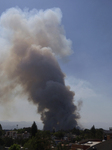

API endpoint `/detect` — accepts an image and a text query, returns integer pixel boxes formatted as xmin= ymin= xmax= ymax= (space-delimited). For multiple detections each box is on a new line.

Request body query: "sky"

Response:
xmin=0 ymin=0 xmax=112 ymax=130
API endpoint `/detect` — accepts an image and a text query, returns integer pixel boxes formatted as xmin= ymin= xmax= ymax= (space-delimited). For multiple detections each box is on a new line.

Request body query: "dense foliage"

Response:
xmin=31 ymin=121 xmax=38 ymax=137
xmin=9 ymin=144 xmax=20 ymax=150
xmin=0 ymin=123 xmax=104 ymax=150
xmin=24 ymin=130 xmax=53 ymax=150
xmin=71 ymin=125 xmax=103 ymax=141
xmin=54 ymin=131 xmax=65 ymax=139
xmin=0 ymin=124 xmax=3 ymax=137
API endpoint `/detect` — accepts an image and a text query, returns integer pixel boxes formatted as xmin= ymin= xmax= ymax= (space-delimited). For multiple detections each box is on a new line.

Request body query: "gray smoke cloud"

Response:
xmin=0 ymin=7 xmax=80 ymax=130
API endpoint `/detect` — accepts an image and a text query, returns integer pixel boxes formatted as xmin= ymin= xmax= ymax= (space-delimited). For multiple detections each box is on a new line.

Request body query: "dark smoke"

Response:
xmin=0 ymin=8 xmax=80 ymax=130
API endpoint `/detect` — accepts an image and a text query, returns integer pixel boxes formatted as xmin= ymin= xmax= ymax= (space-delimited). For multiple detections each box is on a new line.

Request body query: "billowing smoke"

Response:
xmin=0 ymin=7 xmax=80 ymax=130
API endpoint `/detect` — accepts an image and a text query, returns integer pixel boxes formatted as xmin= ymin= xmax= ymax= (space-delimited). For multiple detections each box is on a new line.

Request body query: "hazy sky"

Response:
xmin=0 ymin=0 xmax=112 ymax=130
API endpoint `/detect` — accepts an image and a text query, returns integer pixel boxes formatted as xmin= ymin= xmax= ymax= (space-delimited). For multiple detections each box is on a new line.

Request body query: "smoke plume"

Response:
xmin=0 ymin=7 xmax=80 ymax=130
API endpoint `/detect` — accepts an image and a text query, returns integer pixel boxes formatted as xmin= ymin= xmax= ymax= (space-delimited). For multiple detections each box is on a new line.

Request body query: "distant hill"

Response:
xmin=0 ymin=120 xmax=43 ymax=130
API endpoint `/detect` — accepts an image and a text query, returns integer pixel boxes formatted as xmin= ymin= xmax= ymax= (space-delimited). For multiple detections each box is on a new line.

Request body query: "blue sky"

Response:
xmin=0 ymin=0 xmax=112 ymax=129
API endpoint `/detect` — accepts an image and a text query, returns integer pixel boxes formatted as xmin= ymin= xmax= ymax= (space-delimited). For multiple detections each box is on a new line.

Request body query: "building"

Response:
xmin=70 ymin=139 xmax=101 ymax=150
xmin=22 ymin=131 xmax=30 ymax=139
xmin=71 ymin=144 xmax=90 ymax=150
xmin=103 ymin=128 xmax=112 ymax=140
xmin=5 ymin=130 xmax=30 ymax=139
xmin=5 ymin=131 xmax=17 ymax=139
xmin=87 ymin=139 xmax=112 ymax=150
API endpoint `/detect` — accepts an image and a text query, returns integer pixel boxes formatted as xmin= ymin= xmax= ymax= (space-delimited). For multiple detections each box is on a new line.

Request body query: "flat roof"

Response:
xmin=83 ymin=141 xmax=101 ymax=147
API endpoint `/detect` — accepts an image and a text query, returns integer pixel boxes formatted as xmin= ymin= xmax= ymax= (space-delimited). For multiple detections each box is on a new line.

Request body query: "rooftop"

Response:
xmin=87 ymin=139 xmax=112 ymax=150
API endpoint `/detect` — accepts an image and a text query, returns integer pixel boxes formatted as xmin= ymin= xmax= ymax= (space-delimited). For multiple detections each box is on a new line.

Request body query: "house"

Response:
xmin=71 ymin=144 xmax=90 ymax=150
xmin=103 ymin=128 xmax=112 ymax=140
xmin=22 ymin=131 xmax=30 ymax=139
xmin=5 ymin=130 xmax=30 ymax=139
xmin=70 ymin=139 xmax=101 ymax=150
xmin=87 ymin=139 xmax=112 ymax=150
xmin=5 ymin=131 xmax=17 ymax=139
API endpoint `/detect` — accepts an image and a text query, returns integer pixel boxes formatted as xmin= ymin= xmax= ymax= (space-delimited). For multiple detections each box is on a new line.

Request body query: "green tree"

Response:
xmin=83 ymin=129 xmax=91 ymax=139
xmin=54 ymin=131 xmax=65 ymax=139
xmin=9 ymin=144 xmax=20 ymax=150
xmin=91 ymin=125 xmax=96 ymax=138
xmin=31 ymin=121 xmax=38 ymax=137
xmin=95 ymin=128 xmax=103 ymax=139
xmin=0 ymin=137 xmax=4 ymax=145
xmin=0 ymin=124 xmax=2 ymax=136
xmin=24 ymin=130 xmax=53 ymax=150
xmin=71 ymin=127 xmax=80 ymax=135
xmin=4 ymin=137 xmax=14 ymax=147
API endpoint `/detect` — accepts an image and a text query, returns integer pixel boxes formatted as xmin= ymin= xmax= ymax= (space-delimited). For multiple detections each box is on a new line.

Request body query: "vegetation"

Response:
xmin=24 ymin=130 xmax=53 ymax=150
xmin=71 ymin=125 xmax=103 ymax=141
xmin=0 ymin=122 xmax=104 ymax=150
xmin=31 ymin=121 xmax=38 ymax=137
xmin=54 ymin=131 xmax=65 ymax=139
xmin=0 ymin=124 xmax=3 ymax=137
xmin=4 ymin=137 xmax=14 ymax=147
xmin=9 ymin=144 xmax=20 ymax=150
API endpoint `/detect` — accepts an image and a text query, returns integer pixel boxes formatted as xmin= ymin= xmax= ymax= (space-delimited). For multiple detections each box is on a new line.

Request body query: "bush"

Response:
xmin=9 ymin=144 xmax=20 ymax=150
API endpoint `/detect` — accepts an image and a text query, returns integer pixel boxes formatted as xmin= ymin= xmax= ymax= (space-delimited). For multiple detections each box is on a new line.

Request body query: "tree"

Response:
xmin=91 ymin=125 xmax=96 ymax=138
xmin=0 ymin=137 xmax=4 ymax=145
xmin=31 ymin=121 xmax=38 ymax=137
xmin=9 ymin=144 xmax=20 ymax=150
xmin=24 ymin=130 xmax=53 ymax=150
xmin=0 ymin=124 xmax=2 ymax=136
xmin=95 ymin=128 xmax=103 ymax=139
xmin=54 ymin=131 xmax=65 ymax=139
xmin=4 ymin=137 xmax=14 ymax=147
